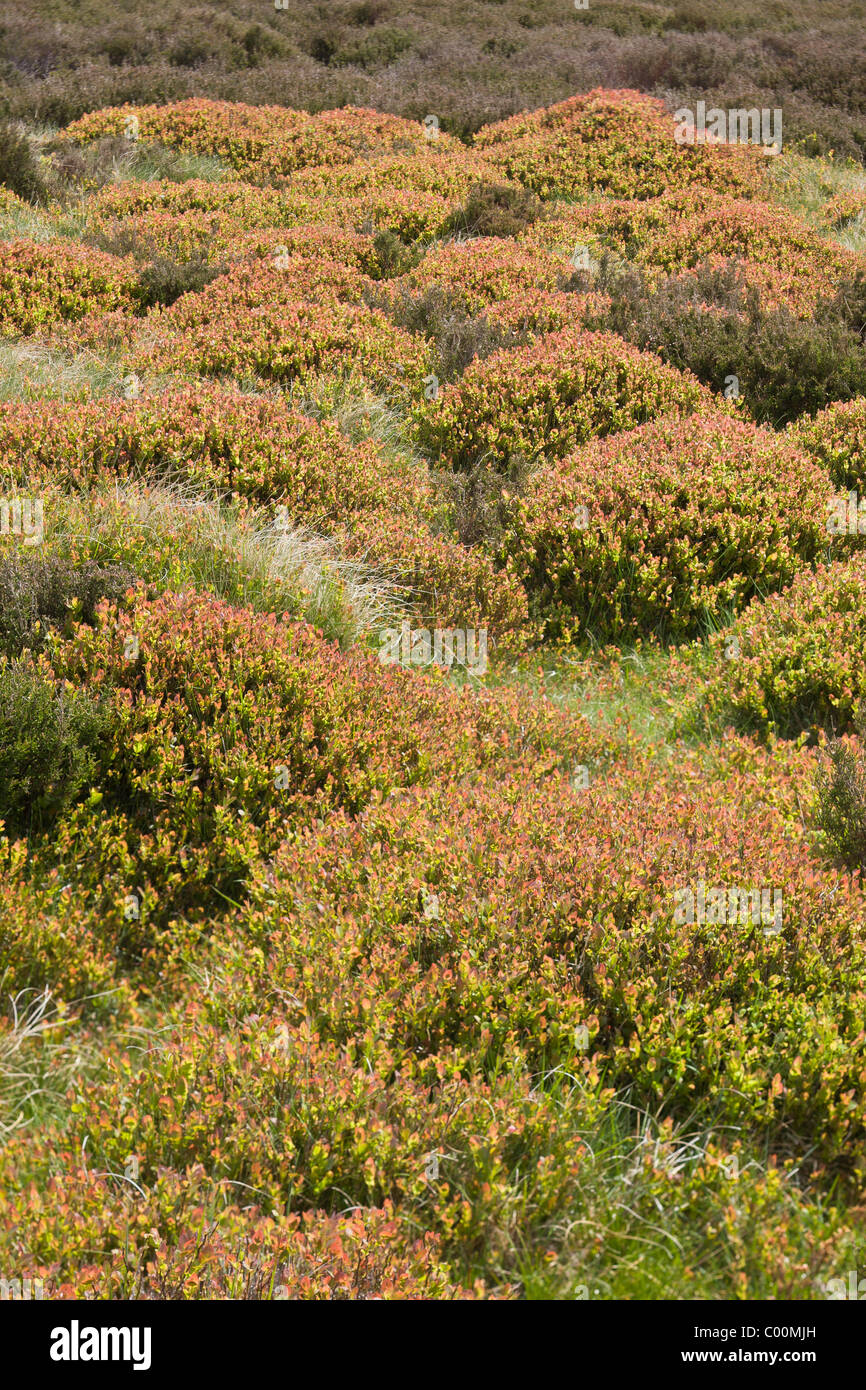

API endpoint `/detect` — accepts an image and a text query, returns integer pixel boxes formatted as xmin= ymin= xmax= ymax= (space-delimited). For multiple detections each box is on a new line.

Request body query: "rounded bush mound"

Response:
xmin=678 ymin=554 xmax=866 ymax=740
xmin=391 ymin=237 xmax=566 ymax=316
xmin=0 ymin=238 xmax=140 ymax=337
xmin=0 ymin=387 xmax=537 ymax=641
xmin=484 ymin=289 xmax=610 ymax=338
xmin=534 ymin=191 xmax=860 ymax=315
xmin=413 ymin=328 xmax=712 ymax=471
xmin=59 ymin=99 xmax=310 ymax=169
xmin=286 ymin=148 xmax=510 ymax=207
xmin=823 ymin=189 xmax=866 ymax=229
xmin=86 ymin=177 xmax=292 ymax=225
xmin=88 ymin=180 xmax=453 ymax=249
xmin=0 ymin=853 xmax=127 ymax=1010
xmin=300 ymin=189 xmax=455 ymax=244
xmin=0 ymin=187 xmax=30 ymax=216
xmin=95 ymin=210 xmax=387 ymax=276
xmin=0 ymin=384 xmax=427 ymax=521
xmin=474 ymin=89 xmax=768 ymax=201
xmin=0 ymin=660 xmax=108 ymax=838
xmin=338 ymin=506 xmax=532 ymax=645
xmin=60 ymin=101 xmax=457 ymax=180
xmin=497 ymin=412 xmax=833 ymax=644
xmin=0 ymin=1147 xmax=468 ymax=1297
xmin=38 ymin=588 xmax=597 ymax=938
xmin=31 ymin=745 xmax=866 ymax=1255
xmin=160 ymin=253 xmax=375 ymax=311
xmin=788 ymin=397 xmax=866 ymax=491
xmin=135 ymin=264 xmax=427 ymax=390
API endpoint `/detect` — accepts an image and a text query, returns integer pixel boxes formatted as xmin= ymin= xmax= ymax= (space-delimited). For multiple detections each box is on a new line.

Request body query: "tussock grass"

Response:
xmin=47 ymin=481 xmax=406 ymax=647
xmin=0 ymin=985 xmax=84 ymax=1138
xmin=0 ymin=340 xmax=129 ymax=402
xmin=768 ymin=150 xmax=866 ymax=249
xmin=518 ymin=1099 xmax=849 ymax=1301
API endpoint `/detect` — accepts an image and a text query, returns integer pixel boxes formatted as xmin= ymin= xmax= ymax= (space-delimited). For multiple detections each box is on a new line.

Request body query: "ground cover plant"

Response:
xmin=1 ymin=15 xmax=866 ymax=1311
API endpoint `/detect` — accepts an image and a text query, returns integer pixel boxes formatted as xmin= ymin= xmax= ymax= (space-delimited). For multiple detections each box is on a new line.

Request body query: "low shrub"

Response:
xmin=788 ymin=397 xmax=866 ymax=491
xmin=822 ymin=190 xmax=866 ymax=230
xmin=34 ymin=588 xmax=597 ymax=950
xmin=820 ymin=269 xmax=866 ymax=344
xmin=0 ymin=121 xmax=48 ymax=205
xmin=0 ymin=384 xmax=428 ymax=523
xmin=587 ymin=260 xmax=866 ymax=427
xmin=0 ymin=388 xmax=535 ymax=641
xmin=0 ymin=850 xmax=128 ymax=1008
xmin=0 ymin=660 xmax=108 ymax=837
xmin=542 ymin=190 xmax=859 ymax=315
xmin=135 ymin=248 xmax=226 ymax=308
xmin=18 ymin=738 xmax=866 ymax=1271
xmin=0 ymin=239 xmax=140 ymax=337
xmin=87 ymin=224 xmax=228 ymax=307
xmin=483 ymin=289 xmax=611 ymax=339
xmin=676 ymin=554 xmax=866 ymax=740
xmin=367 ymin=228 xmax=425 ymax=279
xmin=474 ymin=89 xmax=768 ymax=201
xmin=275 ymin=147 xmax=508 ymax=206
xmin=85 ymin=176 xmax=292 ymax=227
xmin=413 ymin=328 xmax=712 ymax=471
xmin=497 ymin=411 xmax=833 ymax=645
xmin=443 ymin=181 xmax=544 ymax=238
xmin=336 ymin=504 xmax=533 ymax=643
xmin=0 ymin=554 xmax=136 ymax=658
xmin=59 ymin=101 xmax=461 ymax=181
xmin=133 ymin=264 xmax=427 ymax=392
xmin=813 ymin=730 xmax=866 ymax=871
xmin=369 ymin=284 xmax=519 ymax=382
xmin=389 ymin=236 xmax=565 ymax=316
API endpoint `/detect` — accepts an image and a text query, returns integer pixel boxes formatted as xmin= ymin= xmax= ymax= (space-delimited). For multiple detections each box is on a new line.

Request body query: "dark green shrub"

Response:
xmin=444 ymin=182 xmax=544 ymax=239
xmin=135 ymin=248 xmax=227 ymax=308
xmin=170 ymin=38 xmax=212 ymax=68
xmin=307 ymin=32 xmax=339 ymax=65
xmin=368 ymin=228 xmax=425 ymax=278
xmin=351 ymin=1 xmax=389 ymax=24
xmin=333 ymin=26 xmax=413 ymax=70
xmin=0 ymin=119 xmax=48 ymax=204
xmin=241 ymin=25 xmax=286 ymax=66
xmin=87 ymin=225 xmax=227 ymax=308
xmin=449 ymin=450 xmax=532 ymax=549
xmin=0 ymin=556 xmax=137 ymax=658
xmin=367 ymin=282 xmax=521 ymax=380
xmin=814 ymin=730 xmax=866 ymax=870
xmin=589 ymin=260 xmax=866 ymax=427
xmin=820 ymin=269 xmax=866 ymax=344
xmin=0 ymin=661 xmax=107 ymax=837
